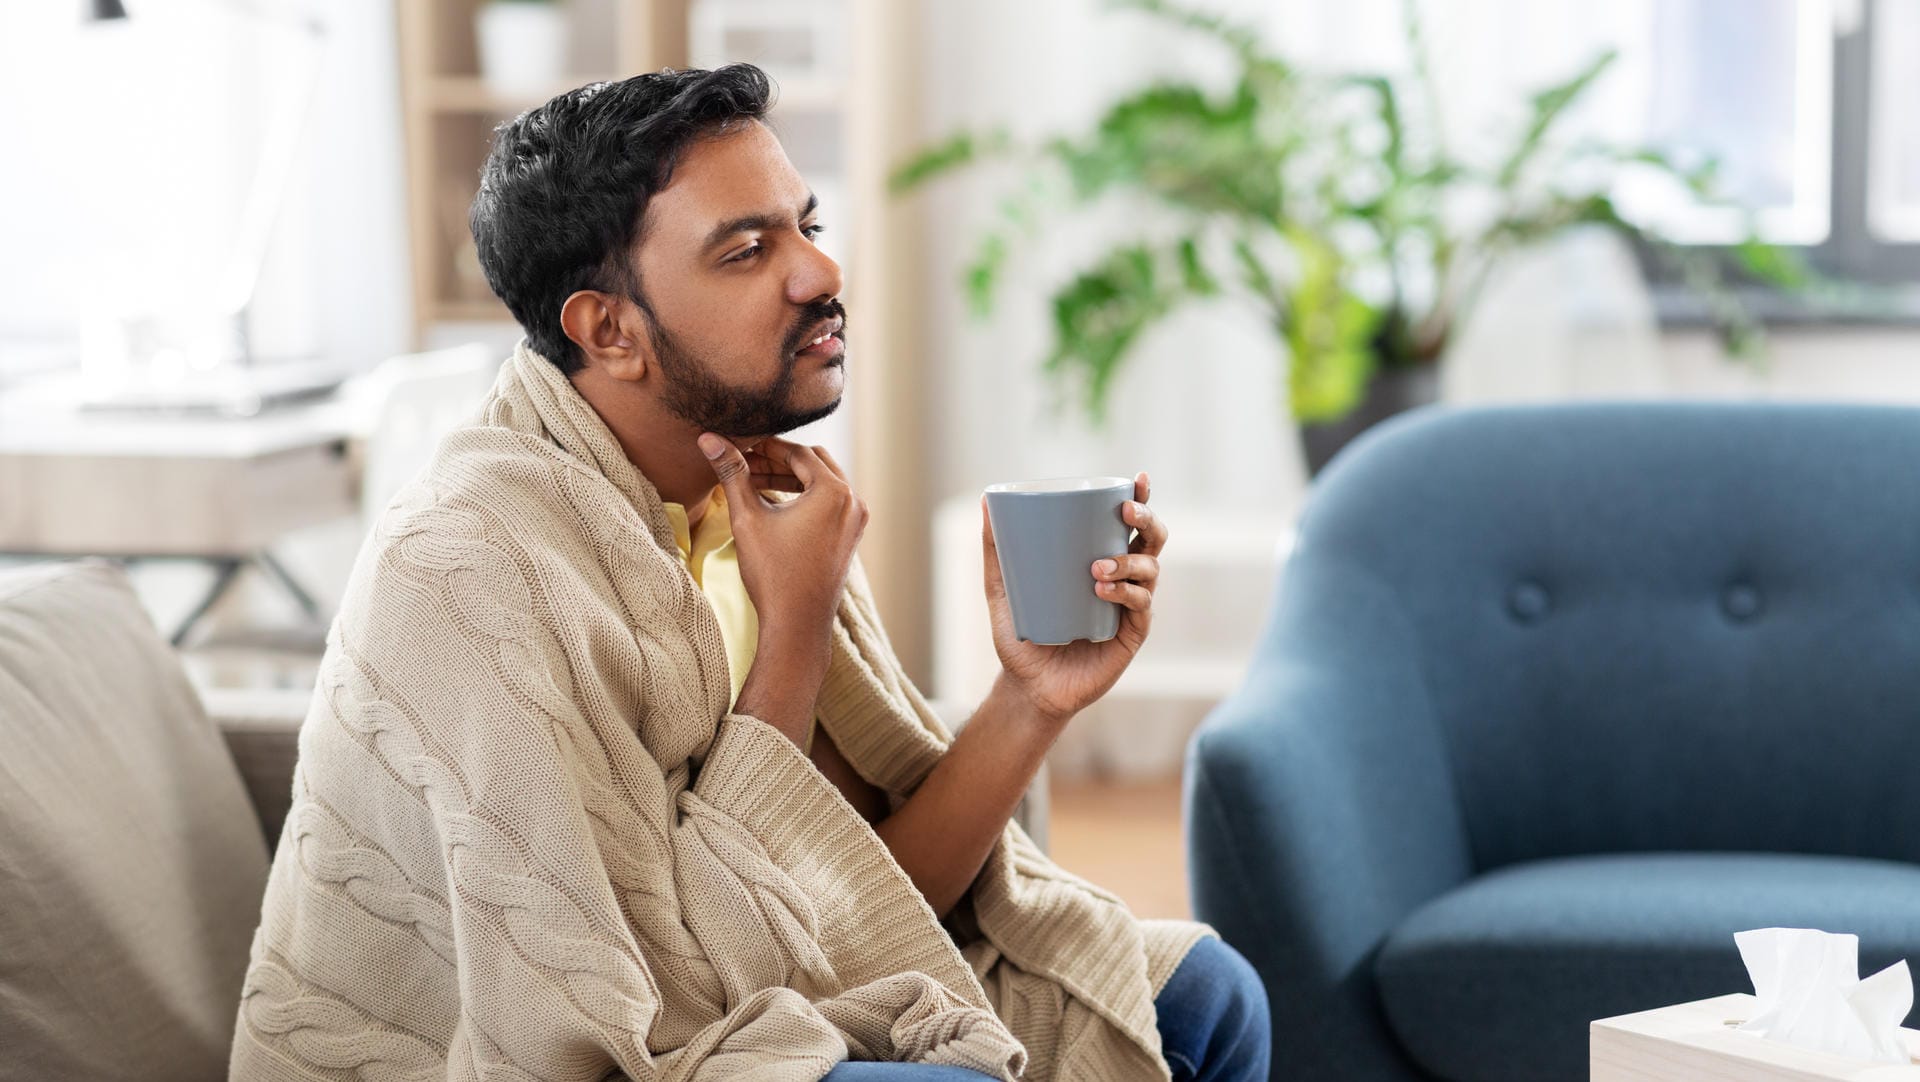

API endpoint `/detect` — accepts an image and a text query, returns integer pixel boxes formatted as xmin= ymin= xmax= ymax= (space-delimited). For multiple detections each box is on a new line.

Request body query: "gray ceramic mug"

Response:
xmin=984 ymin=476 xmax=1134 ymax=645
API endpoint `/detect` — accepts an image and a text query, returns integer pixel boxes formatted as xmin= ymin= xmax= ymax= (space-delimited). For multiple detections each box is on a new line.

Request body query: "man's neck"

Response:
xmin=569 ymin=368 xmax=718 ymax=530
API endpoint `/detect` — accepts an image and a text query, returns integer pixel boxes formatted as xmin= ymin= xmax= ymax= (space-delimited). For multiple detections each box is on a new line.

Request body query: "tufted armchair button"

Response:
xmin=1507 ymin=581 xmax=1551 ymax=623
xmin=1722 ymin=583 xmax=1764 ymax=622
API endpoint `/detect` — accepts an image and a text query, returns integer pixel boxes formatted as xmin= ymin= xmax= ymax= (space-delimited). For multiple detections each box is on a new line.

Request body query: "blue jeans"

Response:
xmin=821 ymin=936 xmax=1271 ymax=1081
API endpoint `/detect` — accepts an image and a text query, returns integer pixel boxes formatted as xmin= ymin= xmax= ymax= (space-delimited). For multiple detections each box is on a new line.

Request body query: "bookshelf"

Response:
xmin=395 ymin=0 xmax=690 ymax=336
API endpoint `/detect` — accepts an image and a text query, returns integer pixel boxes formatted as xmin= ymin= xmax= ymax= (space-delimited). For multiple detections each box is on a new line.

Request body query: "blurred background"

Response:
xmin=3 ymin=0 xmax=1916 ymax=922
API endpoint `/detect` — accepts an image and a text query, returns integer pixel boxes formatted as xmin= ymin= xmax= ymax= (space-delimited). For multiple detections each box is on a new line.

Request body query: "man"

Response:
xmin=230 ymin=65 xmax=1267 ymax=1082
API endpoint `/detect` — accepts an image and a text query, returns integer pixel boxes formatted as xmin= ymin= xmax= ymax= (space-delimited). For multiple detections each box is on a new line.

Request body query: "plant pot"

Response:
xmin=1299 ymin=363 xmax=1440 ymax=476
xmin=476 ymin=1 xmax=569 ymax=99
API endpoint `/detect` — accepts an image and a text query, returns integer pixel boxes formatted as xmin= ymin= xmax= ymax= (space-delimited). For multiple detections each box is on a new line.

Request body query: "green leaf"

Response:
xmin=1733 ymin=236 xmax=1811 ymax=289
xmin=1344 ymin=74 xmax=1404 ymax=179
xmin=1628 ymin=147 xmax=1721 ymax=199
xmin=1044 ymin=79 xmax=1287 ymax=221
xmin=1230 ymin=237 xmax=1280 ymax=310
xmin=1279 ymin=226 xmax=1382 ymax=422
xmin=1040 ymin=238 xmax=1216 ymax=424
xmin=889 ymin=129 xmax=1011 ymax=194
xmin=1483 ymin=191 xmax=1631 ymax=250
xmin=965 ymin=232 xmax=1009 ymax=316
xmin=1495 ymin=49 xmax=1617 ymax=189
xmin=1177 ymin=235 xmax=1219 ymax=295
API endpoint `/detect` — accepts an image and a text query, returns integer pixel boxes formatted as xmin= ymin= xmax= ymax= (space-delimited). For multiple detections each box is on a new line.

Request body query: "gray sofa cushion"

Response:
xmin=0 ymin=561 xmax=269 ymax=1082
xmin=1375 ymin=851 xmax=1920 ymax=1082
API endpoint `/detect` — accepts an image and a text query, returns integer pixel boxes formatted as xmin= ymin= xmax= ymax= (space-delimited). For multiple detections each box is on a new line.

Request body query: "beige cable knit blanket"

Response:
xmin=229 ymin=342 xmax=1211 ymax=1081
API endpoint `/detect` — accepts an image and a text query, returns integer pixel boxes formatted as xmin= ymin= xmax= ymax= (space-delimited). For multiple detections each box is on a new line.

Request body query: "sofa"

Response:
xmin=1186 ymin=402 xmax=1920 ymax=1081
xmin=0 ymin=560 xmax=307 ymax=1081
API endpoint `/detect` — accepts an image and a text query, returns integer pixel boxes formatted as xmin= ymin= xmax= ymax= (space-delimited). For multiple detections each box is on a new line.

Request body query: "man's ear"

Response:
xmin=559 ymin=290 xmax=651 ymax=381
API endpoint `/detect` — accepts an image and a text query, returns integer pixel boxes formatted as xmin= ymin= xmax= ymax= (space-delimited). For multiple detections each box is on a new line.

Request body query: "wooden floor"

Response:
xmin=1046 ymin=774 xmax=1190 ymax=920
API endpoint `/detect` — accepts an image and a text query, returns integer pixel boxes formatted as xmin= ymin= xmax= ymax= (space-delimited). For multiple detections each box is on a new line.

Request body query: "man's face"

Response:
xmin=627 ymin=121 xmax=847 ymax=439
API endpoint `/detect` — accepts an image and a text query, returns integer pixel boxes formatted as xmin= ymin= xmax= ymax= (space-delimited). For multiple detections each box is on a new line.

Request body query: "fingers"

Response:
xmin=742 ymin=438 xmax=849 ymax=484
xmin=705 ymin=435 xmax=842 ymax=496
xmin=698 ymin=434 xmax=759 ymax=507
xmin=741 ymin=447 xmax=786 ymax=474
xmin=981 ymin=496 xmax=1006 ymax=601
xmin=720 ymin=438 xmax=852 ymax=499
xmin=1092 ymin=551 xmax=1157 ymax=615
xmin=812 ymin=445 xmax=850 ymax=482
xmin=1091 ymin=553 xmax=1158 ymax=591
xmin=1124 ymin=498 xmax=1166 ymax=556
xmin=741 ymin=443 xmax=792 ymax=477
xmin=1094 ymin=578 xmax=1152 ymax=612
xmin=741 ymin=436 xmax=825 ymax=487
xmin=738 ymin=446 xmax=805 ymax=493
xmin=748 ymin=473 xmax=806 ymax=493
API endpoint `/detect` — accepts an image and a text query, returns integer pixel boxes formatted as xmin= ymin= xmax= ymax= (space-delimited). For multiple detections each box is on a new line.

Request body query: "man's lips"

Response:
xmin=796 ymin=331 xmax=845 ymax=359
xmin=792 ymin=316 xmax=845 ymax=356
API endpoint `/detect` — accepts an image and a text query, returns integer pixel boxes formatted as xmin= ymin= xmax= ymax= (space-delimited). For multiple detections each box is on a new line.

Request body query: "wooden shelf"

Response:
xmin=429 ymin=298 xmax=514 ymax=324
xmin=423 ymin=75 xmax=626 ymax=116
xmin=768 ymin=78 xmax=844 ymax=112
xmin=420 ymin=72 xmax=839 ymax=117
xmin=396 ymin=0 xmax=690 ymax=348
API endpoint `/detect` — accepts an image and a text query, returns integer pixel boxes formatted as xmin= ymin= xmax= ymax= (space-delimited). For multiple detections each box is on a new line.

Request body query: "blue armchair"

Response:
xmin=1187 ymin=402 xmax=1920 ymax=1081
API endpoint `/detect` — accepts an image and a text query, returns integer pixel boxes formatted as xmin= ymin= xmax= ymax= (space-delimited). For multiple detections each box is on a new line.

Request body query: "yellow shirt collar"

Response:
xmin=660 ymin=486 xmax=735 ymax=586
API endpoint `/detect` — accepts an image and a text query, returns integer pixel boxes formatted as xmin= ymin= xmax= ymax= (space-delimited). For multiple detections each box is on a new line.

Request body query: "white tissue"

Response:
xmin=1734 ymin=927 xmax=1913 ymax=1064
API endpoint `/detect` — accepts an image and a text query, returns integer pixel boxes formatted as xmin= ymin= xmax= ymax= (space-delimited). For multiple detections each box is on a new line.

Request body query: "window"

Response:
xmin=1610 ymin=0 xmax=1831 ymax=246
xmin=1264 ymin=0 xmax=1917 ymax=308
xmin=1613 ymin=0 xmax=1920 ymax=290
xmin=1868 ymin=0 xmax=1920 ymax=245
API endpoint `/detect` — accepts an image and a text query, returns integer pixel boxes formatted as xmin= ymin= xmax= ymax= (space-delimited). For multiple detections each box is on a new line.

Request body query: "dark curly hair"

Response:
xmin=469 ymin=64 xmax=774 ymax=375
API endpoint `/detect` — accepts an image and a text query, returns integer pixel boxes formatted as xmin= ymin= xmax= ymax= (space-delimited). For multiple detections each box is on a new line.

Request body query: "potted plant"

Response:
xmin=892 ymin=0 xmax=1804 ymax=474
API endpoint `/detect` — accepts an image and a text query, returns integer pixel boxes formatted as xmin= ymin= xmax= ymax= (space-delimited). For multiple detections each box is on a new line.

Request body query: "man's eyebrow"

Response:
xmin=701 ymin=192 xmax=820 ymax=253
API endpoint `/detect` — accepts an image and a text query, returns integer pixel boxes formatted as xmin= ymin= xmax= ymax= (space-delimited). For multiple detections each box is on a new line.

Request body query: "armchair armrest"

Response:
xmin=201 ymin=687 xmax=310 ymax=851
xmin=1186 ymin=558 xmax=1471 ymax=1080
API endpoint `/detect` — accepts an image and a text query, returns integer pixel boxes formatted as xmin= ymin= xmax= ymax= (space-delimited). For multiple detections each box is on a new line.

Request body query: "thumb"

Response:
xmin=981 ymin=495 xmax=1006 ymax=602
xmin=699 ymin=434 xmax=755 ymax=510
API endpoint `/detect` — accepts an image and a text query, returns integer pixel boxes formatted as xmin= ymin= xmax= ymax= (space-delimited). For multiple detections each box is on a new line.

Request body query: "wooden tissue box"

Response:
xmin=1591 ymin=993 xmax=1920 ymax=1080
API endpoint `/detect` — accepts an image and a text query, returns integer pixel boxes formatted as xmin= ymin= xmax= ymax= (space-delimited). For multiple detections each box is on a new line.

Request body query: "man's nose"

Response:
xmin=787 ymin=240 xmax=843 ymax=306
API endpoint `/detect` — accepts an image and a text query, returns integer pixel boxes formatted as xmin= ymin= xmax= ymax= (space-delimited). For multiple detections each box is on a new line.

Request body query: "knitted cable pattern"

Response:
xmin=229 ymin=341 xmax=1209 ymax=1082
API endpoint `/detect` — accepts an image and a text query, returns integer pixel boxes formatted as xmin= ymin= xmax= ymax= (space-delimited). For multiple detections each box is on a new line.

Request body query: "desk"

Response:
xmin=0 ymin=375 xmax=362 ymax=644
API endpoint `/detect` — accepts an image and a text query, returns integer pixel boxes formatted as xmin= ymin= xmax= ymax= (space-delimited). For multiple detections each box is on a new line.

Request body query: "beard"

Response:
xmin=645 ymin=297 xmax=847 ymax=438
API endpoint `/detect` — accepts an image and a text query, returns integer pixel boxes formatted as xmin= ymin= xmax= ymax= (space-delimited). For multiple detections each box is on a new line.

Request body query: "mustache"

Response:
xmin=779 ymin=298 xmax=848 ymax=358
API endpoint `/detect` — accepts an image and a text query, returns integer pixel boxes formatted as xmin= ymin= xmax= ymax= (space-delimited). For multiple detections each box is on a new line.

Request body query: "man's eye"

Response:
xmin=802 ymin=224 xmax=826 ymax=241
xmin=729 ymin=244 xmax=762 ymax=263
